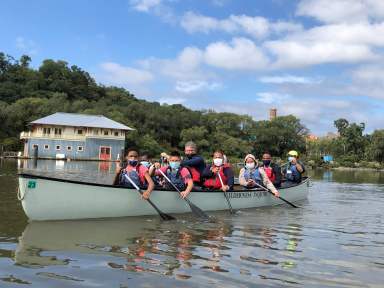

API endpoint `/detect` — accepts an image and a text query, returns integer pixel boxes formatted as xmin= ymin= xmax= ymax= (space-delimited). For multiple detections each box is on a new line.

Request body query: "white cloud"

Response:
xmin=130 ymin=0 xmax=162 ymax=12
xmin=204 ymin=37 xmax=269 ymax=70
xmin=348 ymin=65 xmax=384 ymax=99
xmin=175 ymin=80 xmax=222 ymax=93
xmin=98 ymin=62 xmax=153 ymax=86
xmin=139 ymin=46 xmax=208 ymax=81
xmin=289 ymin=22 xmax=384 ymax=47
xmin=129 ymin=0 xmax=176 ymax=23
xmin=259 ymin=75 xmax=322 ymax=84
xmin=15 ymin=36 xmax=38 ymax=55
xmin=257 ymin=92 xmax=290 ymax=104
xmin=180 ymin=11 xmax=302 ymax=38
xmin=297 ymin=0 xmax=384 ymax=24
xmin=265 ymin=40 xmax=376 ymax=68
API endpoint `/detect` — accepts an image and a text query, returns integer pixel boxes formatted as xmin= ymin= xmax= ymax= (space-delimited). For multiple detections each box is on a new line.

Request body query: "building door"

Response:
xmin=99 ymin=146 xmax=111 ymax=160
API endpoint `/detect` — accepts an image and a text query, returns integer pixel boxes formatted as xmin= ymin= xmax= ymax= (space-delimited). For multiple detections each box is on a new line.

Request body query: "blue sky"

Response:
xmin=1 ymin=0 xmax=383 ymax=135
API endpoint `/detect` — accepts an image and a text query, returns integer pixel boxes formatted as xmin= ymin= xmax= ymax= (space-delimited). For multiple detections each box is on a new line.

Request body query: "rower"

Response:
xmin=154 ymin=151 xmax=194 ymax=199
xmin=115 ymin=149 xmax=154 ymax=199
xmin=282 ymin=150 xmax=305 ymax=186
xmin=239 ymin=154 xmax=279 ymax=197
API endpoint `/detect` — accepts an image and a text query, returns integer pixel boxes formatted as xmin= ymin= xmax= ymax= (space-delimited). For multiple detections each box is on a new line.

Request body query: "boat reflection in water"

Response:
xmin=13 ymin=211 xmax=309 ymax=286
xmin=15 ymin=217 xmax=237 ymax=277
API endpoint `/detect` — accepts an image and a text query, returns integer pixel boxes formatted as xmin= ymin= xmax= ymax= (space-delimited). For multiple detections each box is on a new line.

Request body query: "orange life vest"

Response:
xmin=188 ymin=166 xmax=201 ymax=183
xmin=204 ymin=164 xmax=230 ymax=189
xmin=263 ymin=166 xmax=276 ymax=183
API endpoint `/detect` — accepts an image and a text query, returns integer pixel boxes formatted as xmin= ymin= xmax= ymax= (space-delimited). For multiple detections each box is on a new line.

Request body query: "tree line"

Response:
xmin=307 ymin=119 xmax=384 ymax=167
xmin=1 ymin=52 xmax=382 ymax=165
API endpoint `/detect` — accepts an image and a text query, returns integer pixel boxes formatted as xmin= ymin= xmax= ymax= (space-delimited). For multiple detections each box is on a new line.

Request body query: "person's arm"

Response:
xmin=180 ymin=178 xmax=194 ymax=199
xmin=238 ymin=168 xmax=248 ymax=187
xmin=291 ymin=158 xmax=304 ymax=173
xmin=272 ymin=164 xmax=282 ymax=186
xmin=142 ymin=171 xmax=155 ymax=199
xmin=148 ymin=164 xmax=156 ymax=176
xmin=260 ymin=168 xmax=279 ymax=196
xmin=224 ymin=167 xmax=234 ymax=189
xmin=113 ymin=162 xmax=123 ymax=185
xmin=181 ymin=155 xmax=204 ymax=167
xmin=202 ymin=165 xmax=214 ymax=178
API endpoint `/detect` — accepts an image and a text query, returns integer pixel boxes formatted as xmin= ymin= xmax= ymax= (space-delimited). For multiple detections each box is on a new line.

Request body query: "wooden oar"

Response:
xmin=158 ymin=169 xmax=210 ymax=220
xmin=123 ymin=173 xmax=176 ymax=220
xmin=217 ymin=172 xmax=235 ymax=214
xmin=253 ymin=181 xmax=299 ymax=208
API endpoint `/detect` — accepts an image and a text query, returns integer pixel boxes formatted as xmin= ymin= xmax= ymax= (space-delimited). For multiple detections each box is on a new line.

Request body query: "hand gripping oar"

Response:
xmin=123 ymin=173 xmax=176 ymax=220
xmin=217 ymin=172 xmax=235 ymax=214
xmin=158 ymin=169 xmax=210 ymax=220
xmin=253 ymin=181 xmax=299 ymax=208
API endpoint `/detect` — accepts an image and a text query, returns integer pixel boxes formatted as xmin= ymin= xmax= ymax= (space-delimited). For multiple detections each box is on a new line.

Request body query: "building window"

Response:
xmin=77 ymin=146 xmax=84 ymax=152
xmin=67 ymin=146 xmax=72 ymax=151
xmin=114 ymin=131 xmax=119 ymax=136
xmin=104 ymin=130 xmax=109 ymax=136
xmin=93 ymin=129 xmax=99 ymax=135
xmin=54 ymin=128 xmax=62 ymax=135
xmin=32 ymin=144 xmax=38 ymax=149
xmin=121 ymin=131 xmax=124 ymax=136
xmin=43 ymin=127 xmax=51 ymax=134
xmin=56 ymin=145 xmax=61 ymax=150
xmin=44 ymin=144 xmax=49 ymax=150
xmin=77 ymin=129 xmax=83 ymax=135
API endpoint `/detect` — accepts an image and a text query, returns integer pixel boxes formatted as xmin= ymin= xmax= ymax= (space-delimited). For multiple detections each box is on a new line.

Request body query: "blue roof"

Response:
xmin=30 ymin=112 xmax=134 ymax=130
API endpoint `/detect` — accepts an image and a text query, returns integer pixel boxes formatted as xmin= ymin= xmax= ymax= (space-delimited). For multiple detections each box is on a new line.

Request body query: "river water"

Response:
xmin=0 ymin=159 xmax=383 ymax=287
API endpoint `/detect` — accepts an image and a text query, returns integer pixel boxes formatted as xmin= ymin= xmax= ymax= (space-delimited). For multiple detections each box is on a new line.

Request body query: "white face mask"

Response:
xmin=213 ymin=158 xmax=223 ymax=167
xmin=245 ymin=163 xmax=255 ymax=169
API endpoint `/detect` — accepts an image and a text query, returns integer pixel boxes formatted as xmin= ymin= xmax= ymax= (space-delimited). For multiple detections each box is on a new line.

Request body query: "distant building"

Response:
xmin=20 ymin=112 xmax=134 ymax=160
xmin=307 ymin=134 xmax=319 ymax=141
xmin=269 ymin=108 xmax=277 ymax=120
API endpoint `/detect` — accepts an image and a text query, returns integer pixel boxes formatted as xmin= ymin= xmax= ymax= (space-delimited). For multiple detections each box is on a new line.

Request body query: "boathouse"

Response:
xmin=20 ymin=112 xmax=134 ymax=160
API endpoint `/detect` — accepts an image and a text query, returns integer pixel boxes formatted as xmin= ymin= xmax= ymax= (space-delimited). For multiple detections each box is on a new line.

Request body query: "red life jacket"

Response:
xmin=188 ymin=166 xmax=201 ymax=183
xmin=204 ymin=164 xmax=229 ymax=189
xmin=263 ymin=166 xmax=276 ymax=183
xmin=124 ymin=165 xmax=146 ymax=185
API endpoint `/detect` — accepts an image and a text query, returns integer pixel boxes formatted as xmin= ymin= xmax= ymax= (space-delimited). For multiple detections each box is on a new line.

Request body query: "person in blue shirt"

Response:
xmin=283 ymin=150 xmax=305 ymax=186
xmin=180 ymin=141 xmax=206 ymax=186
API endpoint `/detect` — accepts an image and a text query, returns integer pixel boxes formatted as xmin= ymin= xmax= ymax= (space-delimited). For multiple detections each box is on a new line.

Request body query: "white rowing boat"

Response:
xmin=18 ymin=173 xmax=310 ymax=221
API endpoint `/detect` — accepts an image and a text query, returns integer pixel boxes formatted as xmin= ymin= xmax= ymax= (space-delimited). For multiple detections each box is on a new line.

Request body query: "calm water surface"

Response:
xmin=0 ymin=159 xmax=383 ymax=287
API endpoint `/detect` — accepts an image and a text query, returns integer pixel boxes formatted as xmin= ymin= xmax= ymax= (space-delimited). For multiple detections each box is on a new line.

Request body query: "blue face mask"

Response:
xmin=128 ymin=160 xmax=138 ymax=166
xmin=170 ymin=161 xmax=180 ymax=170
xmin=140 ymin=161 xmax=150 ymax=168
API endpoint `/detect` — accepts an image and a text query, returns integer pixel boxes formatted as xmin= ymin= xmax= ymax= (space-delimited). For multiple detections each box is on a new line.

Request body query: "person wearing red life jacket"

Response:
xmin=180 ymin=141 xmax=206 ymax=187
xmin=153 ymin=151 xmax=194 ymax=199
xmin=114 ymin=149 xmax=154 ymax=200
xmin=238 ymin=154 xmax=279 ymax=197
xmin=261 ymin=151 xmax=282 ymax=188
xmin=202 ymin=150 xmax=234 ymax=192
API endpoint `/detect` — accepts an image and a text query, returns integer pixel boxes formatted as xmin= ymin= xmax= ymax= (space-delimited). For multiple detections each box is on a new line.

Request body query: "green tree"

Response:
xmin=180 ymin=126 xmax=209 ymax=150
xmin=367 ymin=130 xmax=384 ymax=162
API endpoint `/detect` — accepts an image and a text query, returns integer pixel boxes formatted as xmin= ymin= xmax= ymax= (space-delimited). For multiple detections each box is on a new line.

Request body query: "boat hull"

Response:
xmin=18 ymin=174 xmax=309 ymax=221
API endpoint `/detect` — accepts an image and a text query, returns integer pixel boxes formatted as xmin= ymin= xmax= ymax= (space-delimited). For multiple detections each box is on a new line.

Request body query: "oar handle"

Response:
xmin=158 ymin=169 xmax=182 ymax=193
xmin=123 ymin=173 xmax=142 ymax=193
xmin=217 ymin=170 xmax=234 ymax=214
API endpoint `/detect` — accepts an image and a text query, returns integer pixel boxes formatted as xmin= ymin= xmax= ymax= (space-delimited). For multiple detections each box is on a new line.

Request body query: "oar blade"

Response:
xmin=159 ymin=212 xmax=177 ymax=221
xmin=146 ymin=198 xmax=176 ymax=221
xmin=185 ymin=199 xmax=210 ymax=220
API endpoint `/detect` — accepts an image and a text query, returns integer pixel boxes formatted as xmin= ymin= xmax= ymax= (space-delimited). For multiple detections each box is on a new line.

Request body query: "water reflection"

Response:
xmin=1 ymin=159 xmax=384 ymax=287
